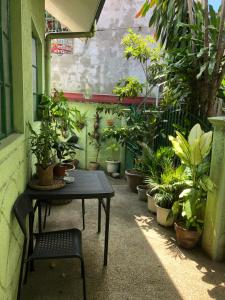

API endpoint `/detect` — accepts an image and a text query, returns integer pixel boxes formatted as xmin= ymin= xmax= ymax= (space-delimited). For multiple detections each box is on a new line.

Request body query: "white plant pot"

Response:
xmin=156 ymin=205 xmax=174 ymax=227
xmin=147 ymin=191 xmax=156 ymax=213
xmin=106 ymin=160 xmax=120 ymax=173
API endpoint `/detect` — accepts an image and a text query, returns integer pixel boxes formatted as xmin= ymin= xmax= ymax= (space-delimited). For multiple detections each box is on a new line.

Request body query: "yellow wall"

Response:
xmin=0 ymin=1 xmax=45 ymax=299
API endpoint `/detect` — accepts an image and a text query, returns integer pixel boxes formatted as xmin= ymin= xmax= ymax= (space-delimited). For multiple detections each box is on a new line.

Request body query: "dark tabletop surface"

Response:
xmin=25 ymin=170 xmax=115 ymax=200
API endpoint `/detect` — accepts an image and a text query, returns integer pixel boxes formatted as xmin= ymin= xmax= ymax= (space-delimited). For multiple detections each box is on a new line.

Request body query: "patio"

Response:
xmin=21 ymin=177 xmax=225 ymax=300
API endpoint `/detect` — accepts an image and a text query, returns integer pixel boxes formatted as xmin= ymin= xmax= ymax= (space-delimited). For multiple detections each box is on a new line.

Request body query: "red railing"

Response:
xmin=64 ymin=92 xmax=156 ymax=105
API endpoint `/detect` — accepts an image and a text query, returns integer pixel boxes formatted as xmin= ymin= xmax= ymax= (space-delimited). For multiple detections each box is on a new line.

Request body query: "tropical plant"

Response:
xmin=136 ymin=0 xmax=225 ymax=116
xmin=28 ymin=121 xmax=57 ymax=168
xmin=106 ymin=142 xmax=119 ymax=161
xmin=39 ymin=89 xmax=84 ymax=137
xmin=113 ymin=29 xmax=163 ymax=105
xmin=136 ymin=143 xmax=175 ymax=178
xmin=74 ymin=110 xmax=87 ymax=130
xmin=112 ymin=77 xmax=144 ymax=100
xmin=169 ymin=123 xmax=214 ymax=230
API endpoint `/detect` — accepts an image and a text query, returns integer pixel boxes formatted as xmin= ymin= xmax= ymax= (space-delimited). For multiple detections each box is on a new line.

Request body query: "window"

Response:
xmin=0 ymin=0 xmax=13 ymax=139
xmin=32 ymin=37 xmax=39 ymax=120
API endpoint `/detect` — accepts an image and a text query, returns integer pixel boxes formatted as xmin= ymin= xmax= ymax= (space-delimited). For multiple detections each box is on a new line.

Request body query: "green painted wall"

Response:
xmin=0 ymin=1 xmax=45 ymax=299
xmin=69 ymin=102 xmax=125 ymax=173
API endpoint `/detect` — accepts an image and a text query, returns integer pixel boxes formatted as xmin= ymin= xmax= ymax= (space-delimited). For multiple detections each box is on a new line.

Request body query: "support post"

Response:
xmin=202 ymin=117 xmax=225 ymax=260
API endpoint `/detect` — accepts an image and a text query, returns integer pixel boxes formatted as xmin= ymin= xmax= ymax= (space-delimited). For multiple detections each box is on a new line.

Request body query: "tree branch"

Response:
xmin=213 ymin=0 xmax=225 ymax=77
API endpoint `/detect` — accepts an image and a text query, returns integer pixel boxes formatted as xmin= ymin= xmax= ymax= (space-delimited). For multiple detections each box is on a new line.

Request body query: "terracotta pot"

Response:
xmin=106 ymin=119 xmax=114 ymax=126
xmin=147 ymin=190 xmax=156 ymax=213
xmin=125 ymin=169 xmax=144 ymax=193
xmin=137 ymin=185 xmax=148 ymax=201
xmin=54 ymin=164 xmax=67 ymax=177
xmin=106 ymin=160 xmax=120 ymax=173
xmin=174 ymin=222 xmax=202 ymax=249
xmin=156 ymin=205 xmax=174 ymax=227
xmin=88 ymin=161 xmax=100 ymax=170
xmin=37 ymin=164 xmax=54 ymax=186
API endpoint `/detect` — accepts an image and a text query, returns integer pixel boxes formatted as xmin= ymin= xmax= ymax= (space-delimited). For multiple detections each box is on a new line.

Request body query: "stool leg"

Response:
xmin=82 ymin=199 xmax=85 ymax=230
xmin=80 ymin=259 xmax=86 ymax=300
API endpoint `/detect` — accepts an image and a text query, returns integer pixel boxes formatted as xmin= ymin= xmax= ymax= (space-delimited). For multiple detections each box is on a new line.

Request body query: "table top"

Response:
xmin=25 ymin=170 xmax=115 ymax=200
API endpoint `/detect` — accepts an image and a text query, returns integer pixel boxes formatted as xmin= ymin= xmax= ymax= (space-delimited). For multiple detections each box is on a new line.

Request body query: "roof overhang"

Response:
xmin=45 ymin=0 xmax=106 ymax=32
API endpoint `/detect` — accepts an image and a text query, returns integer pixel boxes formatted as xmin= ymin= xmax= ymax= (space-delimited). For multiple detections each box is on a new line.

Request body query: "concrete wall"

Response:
xmin=51 ymin=0 xmax=153 ymax=96
xmin=0 ymin=1 xmax=45 ymax=299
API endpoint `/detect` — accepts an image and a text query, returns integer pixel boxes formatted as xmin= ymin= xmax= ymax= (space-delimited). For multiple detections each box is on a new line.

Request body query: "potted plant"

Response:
xmin=169 ymin=124 xmax=214 ymax=248
xmin=88 ymin=110 xmax=102 ymax=170
xmin=105 ymin=142 xmax=120 ymax=174
xmin=146 ymin=189 xmax=157 ymax=213
xmin=28 ymin=121 xmax=57 ymax=186
xmin=74 ymin=110 xmax=87 ymax=130
xmin=137 ymin=184 xmax=149 ymax=201
xmin=149 ymin=162 xmax=188 ymax=226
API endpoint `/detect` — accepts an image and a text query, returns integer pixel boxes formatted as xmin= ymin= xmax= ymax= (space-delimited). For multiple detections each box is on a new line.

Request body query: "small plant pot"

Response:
xmin=54 ymin=164 xmax=67 ymax=177
xmin=37 ymin=164 xmax=54 ymax=186
xmin=125 ymin=169 xmax=144 ymax=193
xmin=174 ymin=222 xmax=202 ymax=249
xmin=106 ymin=119 xmax=114 ymax=127
xmin=147 ymin=190 xmax=156 ymax=213
xmin=63 ymin=159 xmax=79 ymax=169
xmin=156 ymin=205 xmax=174 ymax=227
xmin=88 ymin=161 xmax=100 ymax=170
xmin=137 ymin=185 xmax=148 ymax=201
xmin=106 ymin=160 xmax=120 ymax=173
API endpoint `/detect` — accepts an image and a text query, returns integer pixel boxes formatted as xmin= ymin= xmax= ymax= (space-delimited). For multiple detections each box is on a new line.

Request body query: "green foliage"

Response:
xmin=112 ymin=77 xmax=144 ymax=101
xmin=169 ymin=123 xmax=214 ymax=230
xmin=88 ymin=111 xmax=102 ymax=163
xmin=102 ymin=106 xmax=160 ymax=158
xmin=39 ymin=89 xmax=84 ymax=137
xmin=137 ymin=144 xmax=174 ymax=178
xmin=28 ymin=121 xmax=57 ymax=167
xmin=106 ymin=142 xmax=119 ymax=161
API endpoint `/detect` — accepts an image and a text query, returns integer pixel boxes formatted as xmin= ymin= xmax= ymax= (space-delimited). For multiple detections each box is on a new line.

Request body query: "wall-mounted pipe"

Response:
xmin=45 ymin=31 xmax=94 ymax=95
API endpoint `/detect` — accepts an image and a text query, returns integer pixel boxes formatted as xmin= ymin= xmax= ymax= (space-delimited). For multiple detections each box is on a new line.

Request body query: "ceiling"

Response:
xmin=45 ymin=0 xmax=105 ymax=32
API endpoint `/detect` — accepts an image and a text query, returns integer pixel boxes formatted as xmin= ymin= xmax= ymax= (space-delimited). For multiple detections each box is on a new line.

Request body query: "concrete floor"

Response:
xmin=22 ymin=177 xmax=225 ymax=300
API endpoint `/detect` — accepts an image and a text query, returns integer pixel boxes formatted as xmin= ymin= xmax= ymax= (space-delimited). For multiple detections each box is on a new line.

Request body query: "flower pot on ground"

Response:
xmin=125 ymin=169 xmax=144 ymax=193
xmin=106 ymin=160 xmax=120 ymax=173
xmin=156 ymin=205 xmax=173 ymax=227
xmin=105 ymin=142 xmax=120 ymax=174
xmin=137 ymin=185 xmax=148 ymax=201
xmin=147 ymin=190 xmax=157 ymax=213
xmin=89 ymin=161 xmax=100 ymax=170
xmin=174 ymin=222 xmax=202 ymax=249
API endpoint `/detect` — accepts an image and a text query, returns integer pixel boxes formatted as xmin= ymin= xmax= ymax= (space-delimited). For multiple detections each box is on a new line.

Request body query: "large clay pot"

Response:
xmin=137 ymin=185 xmax=148 ymax=201
xmin=88 ymin=161 xmax=100 ymax=170
xmin=106 ymin=160 xmax=120 ymax=173
xmin=147 ymin=190 xmax=156 ymax=213
xmin=37 ymin=164 xmax=54 ymax=186
xmin=174 ymin=222 xmax=202 ymax=249
xmin=156 ymin=205 xmax=174 ymax=227
xmin=125 ymin=169 xmax=144 ymax=193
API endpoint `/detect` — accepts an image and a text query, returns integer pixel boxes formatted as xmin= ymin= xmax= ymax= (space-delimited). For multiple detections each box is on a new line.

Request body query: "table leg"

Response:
xmin=38 ymin=200 xmax=42 ymax=233
xmin=82 ymin=199 xmax=85 ymax=230
xmin=104 ymin=197 xmax=111 ymax=266
xmin=98 ymin=198 xmax=101 ymax=233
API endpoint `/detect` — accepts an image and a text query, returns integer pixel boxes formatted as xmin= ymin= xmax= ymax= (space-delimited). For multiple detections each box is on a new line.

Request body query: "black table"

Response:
xmin=25 ymin=170 xmax=115 ymax=266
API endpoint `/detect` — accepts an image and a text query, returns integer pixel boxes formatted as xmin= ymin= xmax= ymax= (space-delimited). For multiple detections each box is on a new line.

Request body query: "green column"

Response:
xmin=202 ymin=117 xmax=225 ymax=261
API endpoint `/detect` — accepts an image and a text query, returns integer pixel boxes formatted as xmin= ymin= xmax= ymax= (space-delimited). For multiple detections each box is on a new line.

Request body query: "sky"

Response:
xmin=209 ymin=0 xmax=221 ymax=11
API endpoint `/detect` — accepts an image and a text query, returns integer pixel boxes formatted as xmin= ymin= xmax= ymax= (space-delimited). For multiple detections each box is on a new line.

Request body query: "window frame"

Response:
xmin=0 ymin=0 xmax=13 ymax=139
